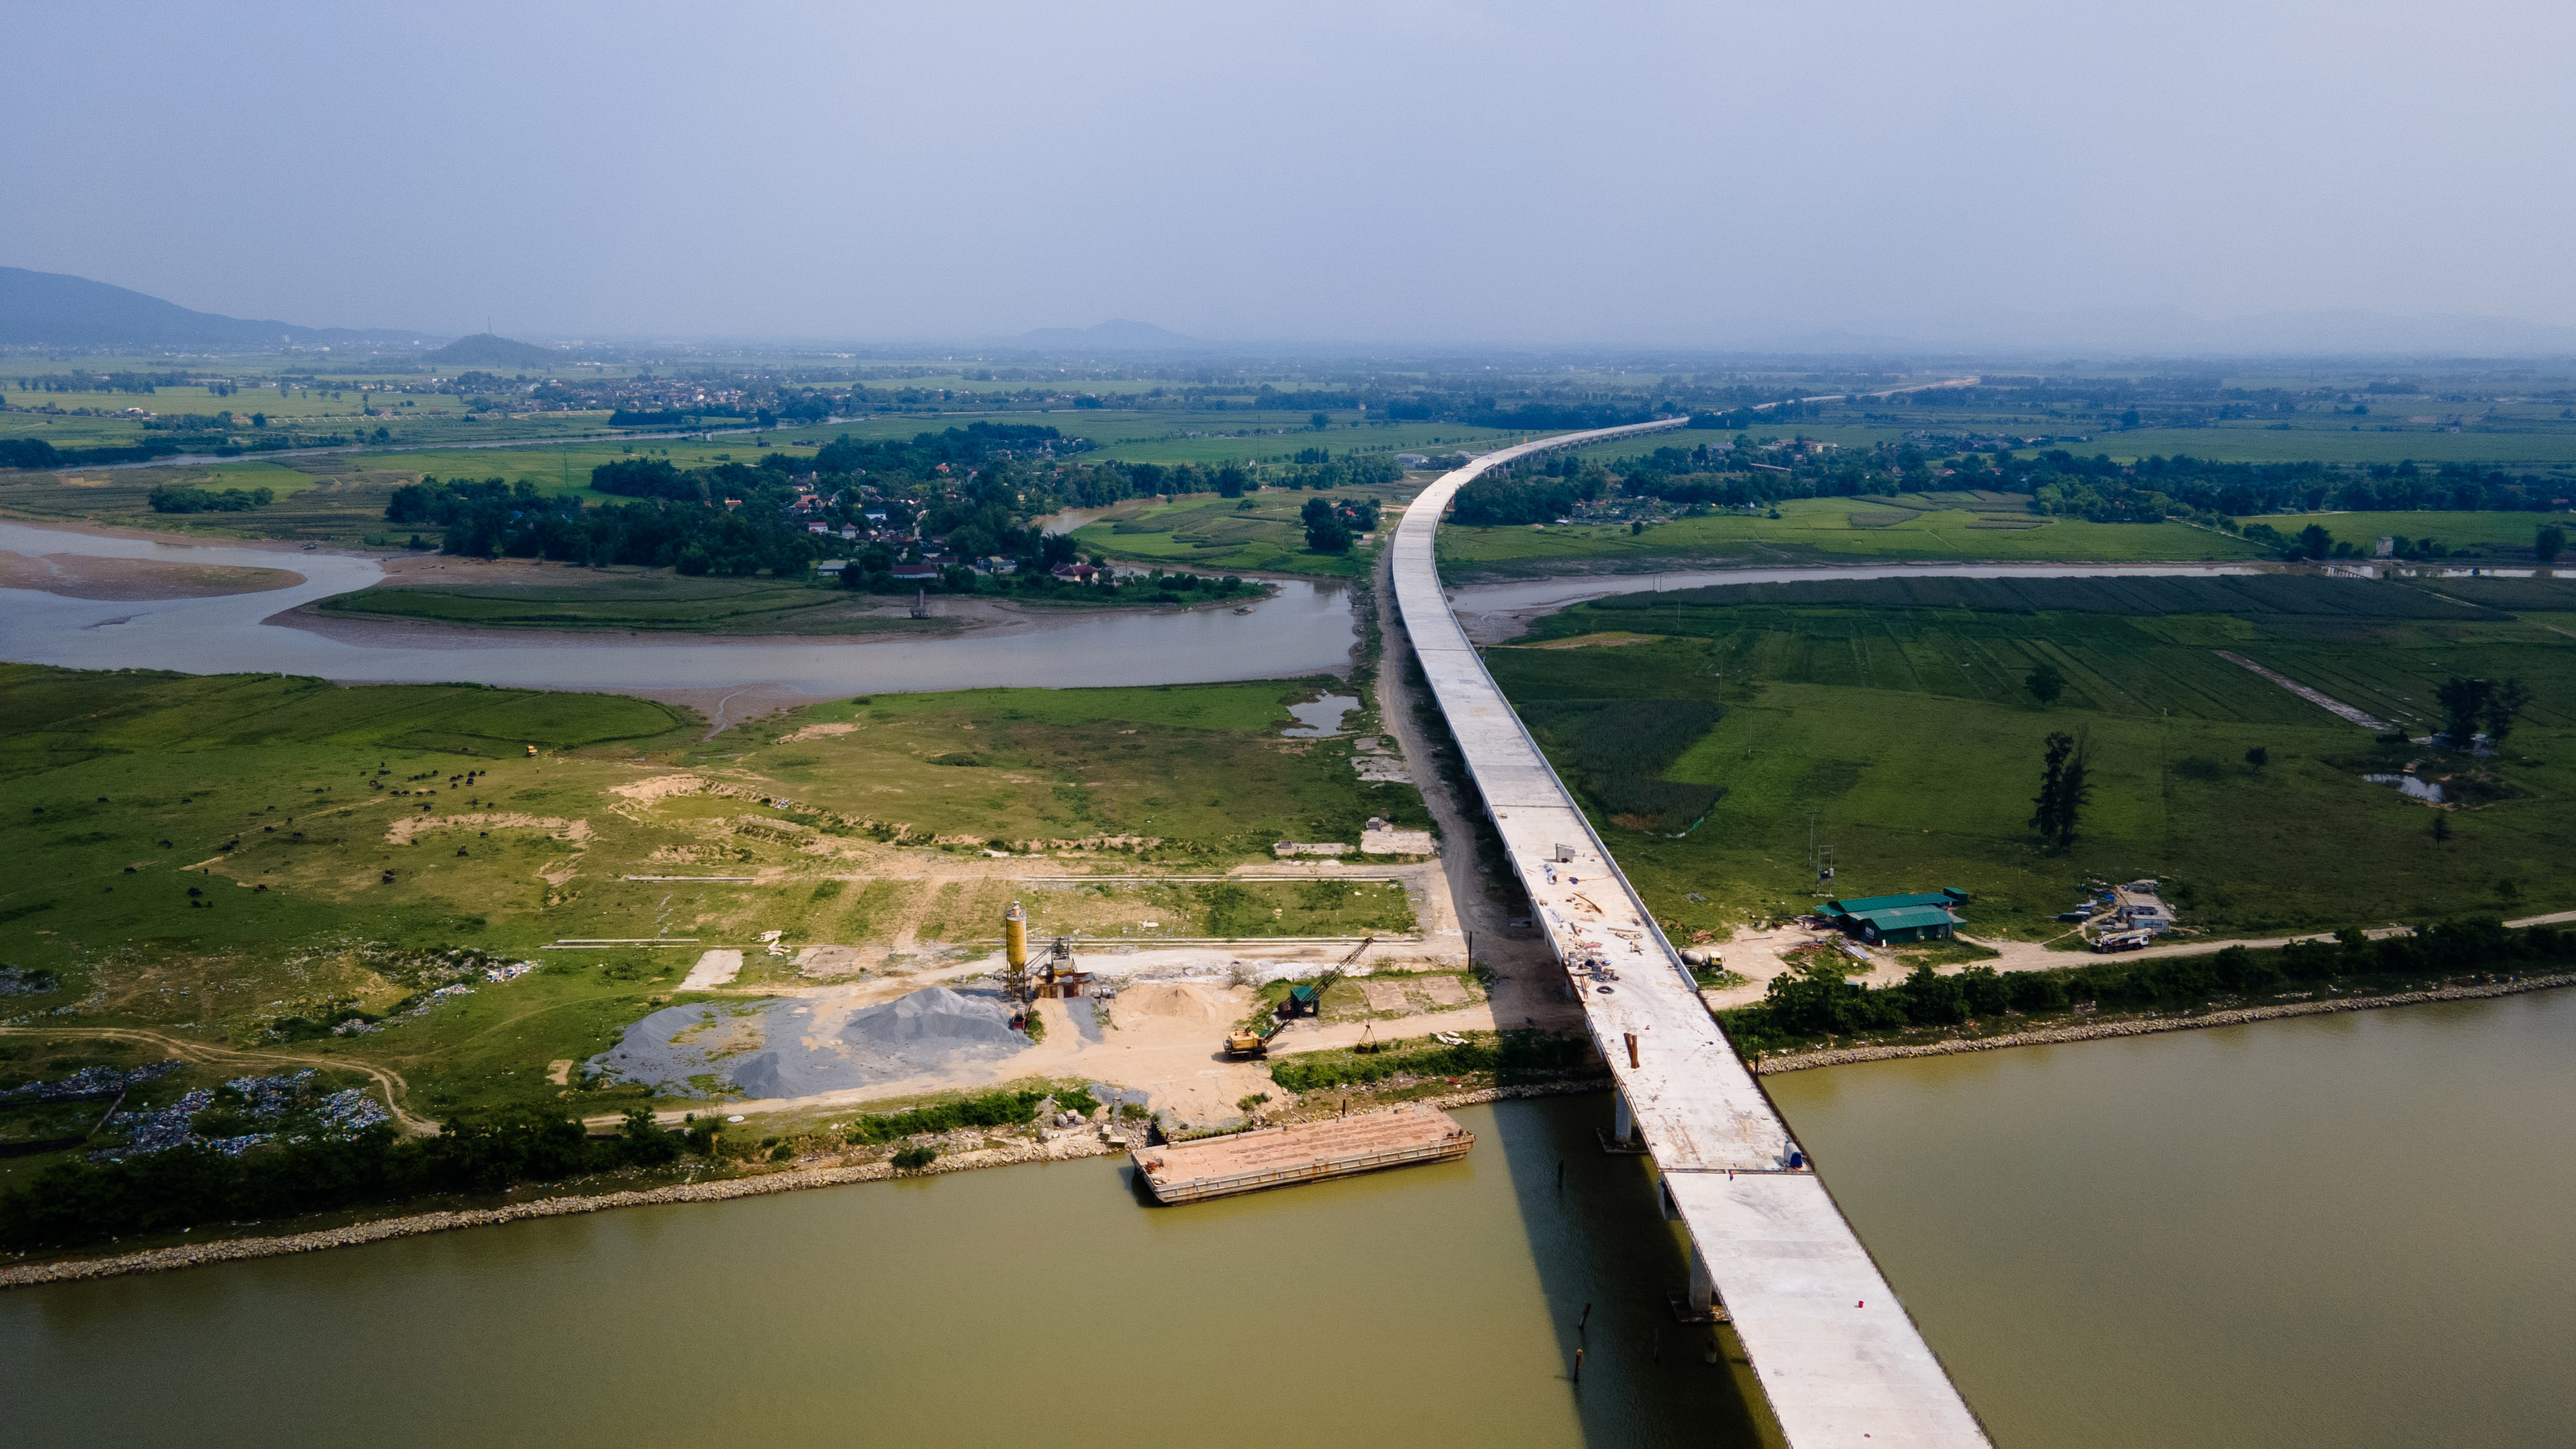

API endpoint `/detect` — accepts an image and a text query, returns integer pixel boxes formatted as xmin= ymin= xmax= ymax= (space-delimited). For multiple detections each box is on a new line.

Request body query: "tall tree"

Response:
xmin=2031 ymin=732 xmax=2074 ymax=846
xmin=2025 ymin=660 xmax=2065 ymax=706
xmin=2485 ymin=678 xmax=2533 ymax=749
xmin=2053 ymin=731 xmax=2094 ymax=849
xmin=2434 ymin=676 xmax=2493 ymax=748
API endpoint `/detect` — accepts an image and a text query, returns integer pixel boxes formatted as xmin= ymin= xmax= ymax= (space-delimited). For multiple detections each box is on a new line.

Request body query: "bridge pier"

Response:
xmin=1599 ymin=1086 xmax=1647 ymax=1154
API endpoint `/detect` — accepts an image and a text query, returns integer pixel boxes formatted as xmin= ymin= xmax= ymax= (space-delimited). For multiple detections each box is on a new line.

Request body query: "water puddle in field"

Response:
xmin=2363 ymin=772 xmax=2445 ymax=802
xmin=1281 ymin=693 xmax=1359 ymax=736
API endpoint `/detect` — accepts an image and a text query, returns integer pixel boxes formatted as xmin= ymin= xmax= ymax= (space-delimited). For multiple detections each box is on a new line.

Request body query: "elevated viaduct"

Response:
xmin=1392 ymin=415 xmax=1989 ymax=1447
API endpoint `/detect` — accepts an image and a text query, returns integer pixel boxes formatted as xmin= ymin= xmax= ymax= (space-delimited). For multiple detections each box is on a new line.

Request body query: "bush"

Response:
xmin=147 ymin=484 xmax=273 ymax=513
xmin=1266 ymin=1030 xmax=1589 ymax=1092
xmin=848 ymin=1089 xmax=1049 ymax=1144
xmin=889 ymin=1146 xmax=938 ymax=1171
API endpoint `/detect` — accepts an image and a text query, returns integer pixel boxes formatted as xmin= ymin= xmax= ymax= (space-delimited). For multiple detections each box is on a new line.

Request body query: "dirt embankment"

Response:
xmin=0 ymin=551 xmax=304 ymax=600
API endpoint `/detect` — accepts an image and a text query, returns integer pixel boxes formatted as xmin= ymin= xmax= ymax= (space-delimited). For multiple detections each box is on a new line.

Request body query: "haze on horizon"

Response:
xmin=4 ymin=0 xmax=2570 ymax=351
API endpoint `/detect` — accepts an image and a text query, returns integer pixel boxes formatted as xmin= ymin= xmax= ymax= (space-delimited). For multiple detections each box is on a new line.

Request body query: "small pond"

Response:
xmin=2362 ymin=773 xmax=2445 ymax=803
xmin=1282 ymin=693 xmax=1359 ymax=737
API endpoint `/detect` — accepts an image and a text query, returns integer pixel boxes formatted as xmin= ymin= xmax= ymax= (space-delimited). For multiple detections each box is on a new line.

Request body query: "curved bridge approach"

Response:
xmin=1392 ymin=417 xmax=1989 ymax=1447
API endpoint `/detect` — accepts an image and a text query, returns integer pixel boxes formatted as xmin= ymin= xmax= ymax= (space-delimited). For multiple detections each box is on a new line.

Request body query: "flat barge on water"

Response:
xmin=1131 ymin=1104 xmax=1474 ymax=1204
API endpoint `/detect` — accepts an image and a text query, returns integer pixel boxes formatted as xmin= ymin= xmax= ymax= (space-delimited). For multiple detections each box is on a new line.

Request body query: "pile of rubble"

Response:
xmin=0 ymin=966 xmax=61 ymax=997
xmin=1 ymin=1061 xmax=182 ymax=1103
xmin=90 ymin=1070 xmax=393 ymax=1161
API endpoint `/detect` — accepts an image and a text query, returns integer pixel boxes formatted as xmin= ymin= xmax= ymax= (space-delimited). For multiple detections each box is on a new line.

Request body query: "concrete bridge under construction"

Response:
xmin=1392 ymin=416 xmax=1990 ymax=1447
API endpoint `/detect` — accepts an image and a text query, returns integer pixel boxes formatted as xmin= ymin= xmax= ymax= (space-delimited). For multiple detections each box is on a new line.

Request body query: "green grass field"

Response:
xmin=0 ymin=667 xmax=1428 ymax=1123
xmin=1070 ymin=480 xmax=1420 ymax=576
xmin=1489 ymin=574 xmax=2576 ymax=942
xmin=314 ymin=574 xmax=958 ymax=634
xmin=2237 ymin=510 xmax=2573 ymax=558
xmin=1435 ymin=493 xmax=2264 ymax=578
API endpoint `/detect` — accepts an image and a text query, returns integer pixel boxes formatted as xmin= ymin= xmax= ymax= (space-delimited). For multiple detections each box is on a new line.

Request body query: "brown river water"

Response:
xmin=1769 ymin=988 xmax=2576 ymax=1448
xmin=8 ymin=992 xmax=2570 ymax=1446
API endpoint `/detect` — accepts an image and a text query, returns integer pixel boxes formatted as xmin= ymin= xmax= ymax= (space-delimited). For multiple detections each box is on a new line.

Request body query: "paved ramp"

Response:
xmin=1393 ymin=419 xmax=1989 ymax=1447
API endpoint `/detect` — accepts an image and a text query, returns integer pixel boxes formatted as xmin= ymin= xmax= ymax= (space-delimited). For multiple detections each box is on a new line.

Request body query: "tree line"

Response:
xmin=1722 ymin=919 xmax=2576 ymax=1055
xmin=1573 ymin=436 xmax=2573 ymax=531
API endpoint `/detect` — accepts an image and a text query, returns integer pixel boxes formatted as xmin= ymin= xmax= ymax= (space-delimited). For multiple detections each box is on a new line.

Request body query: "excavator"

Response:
xmin=1226 ymin=937 xmax=1376 ymax=1057
xmin=1224 ymin=1018 xmax=1285 ymax=1059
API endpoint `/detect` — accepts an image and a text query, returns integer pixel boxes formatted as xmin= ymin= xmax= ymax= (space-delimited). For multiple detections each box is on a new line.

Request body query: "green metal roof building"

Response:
xmin=1824 ymin=889 xmax=1968 ymax=943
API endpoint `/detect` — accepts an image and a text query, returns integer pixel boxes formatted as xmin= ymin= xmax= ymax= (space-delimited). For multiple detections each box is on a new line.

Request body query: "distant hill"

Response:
xmin=1014 ymin=318 xmax=1196 ymax=351
xmin=0 ymin=265 xmax=425 ymax=349
xmin=1738 ymin=307 xmax=2576 ymax=357
xmin=422 ymin=332 xmax=561 ymax=368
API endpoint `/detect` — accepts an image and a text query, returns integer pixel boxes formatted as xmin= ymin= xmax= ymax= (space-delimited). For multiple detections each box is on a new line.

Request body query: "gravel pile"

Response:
xmin=589 ymin=986 xmax=1032 ymax=1099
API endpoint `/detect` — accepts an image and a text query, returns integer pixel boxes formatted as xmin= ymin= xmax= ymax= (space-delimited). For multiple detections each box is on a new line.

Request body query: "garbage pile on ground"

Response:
xmin=101 ymin=1089 xmax=220 ymax=1156
xmin=481 ymin=961 xmax=538 ymax=983
xmin=1 ymin=1061 xmax=182 ymax=1103
xmin=0 ymin=966 xmax=61 ymax=997
xmin=90 ymin=1070 xmax=392 ymax=1161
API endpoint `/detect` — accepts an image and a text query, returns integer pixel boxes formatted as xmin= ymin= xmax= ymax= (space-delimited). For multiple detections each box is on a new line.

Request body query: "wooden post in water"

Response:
xmin=1573 ymin=1347 xmax=1584 ymax=1385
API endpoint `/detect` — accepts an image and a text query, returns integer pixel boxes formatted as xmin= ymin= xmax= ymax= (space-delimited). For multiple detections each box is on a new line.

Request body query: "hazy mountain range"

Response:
xmin=0 ymin=266 xmax=433 ymax=349
xmin=7 ymin=265 xmax=2573 ymax=359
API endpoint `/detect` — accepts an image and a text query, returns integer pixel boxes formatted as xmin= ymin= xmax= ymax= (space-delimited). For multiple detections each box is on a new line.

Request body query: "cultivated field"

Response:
xmin=1435 ymin=493 xmax=2265 ymax=578
xmin=1069 ymin=477 xmax=1423 ymax=577
xmin=1489 ymin=574 xmax=2576 ymax=942
xmin=2236 ymin=509 xmax=2574 ymax=557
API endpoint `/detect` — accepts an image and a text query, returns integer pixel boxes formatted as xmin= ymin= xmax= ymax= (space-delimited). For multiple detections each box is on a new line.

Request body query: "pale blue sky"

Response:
xmin=5 ymin=0 xmax=2570 ymax=346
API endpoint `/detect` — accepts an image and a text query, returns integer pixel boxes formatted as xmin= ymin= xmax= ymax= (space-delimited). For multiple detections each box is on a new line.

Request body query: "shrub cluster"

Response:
xmin=844 ymin=1088 xmax=1054 ymax=1144
xmin=1267 ymin=1029 xmax=1592 ymax=1093
xmin=146 ymin=484 xmax=274 ymax=513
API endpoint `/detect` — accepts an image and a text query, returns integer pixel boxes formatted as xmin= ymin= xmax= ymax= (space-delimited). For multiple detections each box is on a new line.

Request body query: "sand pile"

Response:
xmin=1113 ymin=982 xmax=1235 ymax=1031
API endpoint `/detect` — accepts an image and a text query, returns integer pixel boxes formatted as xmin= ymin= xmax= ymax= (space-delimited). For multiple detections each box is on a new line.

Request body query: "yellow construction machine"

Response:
xmin=1224 ymin=1018 xmax=1285 ymax=1059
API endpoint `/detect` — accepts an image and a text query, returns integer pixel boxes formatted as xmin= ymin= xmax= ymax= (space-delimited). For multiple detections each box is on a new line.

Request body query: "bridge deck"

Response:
xmin=1392 ymin=419 xmax=1989 ymax=1448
